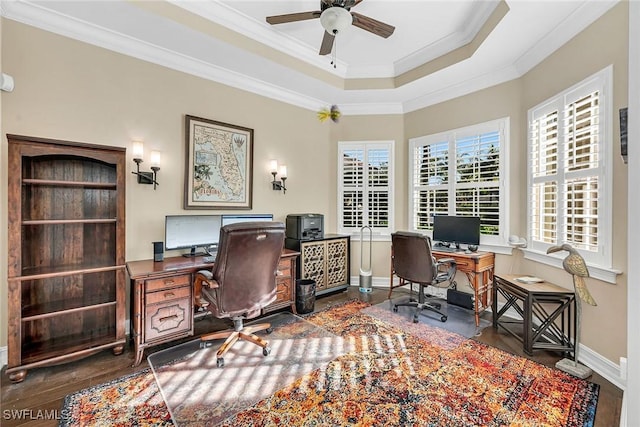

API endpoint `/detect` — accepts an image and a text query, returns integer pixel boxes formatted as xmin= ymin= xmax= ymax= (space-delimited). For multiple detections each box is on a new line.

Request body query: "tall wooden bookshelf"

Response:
xmin=6 ymin=134 xmax=126 ymax=382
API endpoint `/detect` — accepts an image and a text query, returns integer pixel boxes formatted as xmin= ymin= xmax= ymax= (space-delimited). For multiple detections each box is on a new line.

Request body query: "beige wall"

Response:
xmin=518 ymin=3 xmax=629 ymax=362
xmin=399 ymin=3 xmax=628 ymax=362
xmin=0 ymin=2 xmax=629 ymax=364
xmin=330 ymin=115 xmax=405 ymax=279
xmin=0 ymin=21 xmax=336 ymax=349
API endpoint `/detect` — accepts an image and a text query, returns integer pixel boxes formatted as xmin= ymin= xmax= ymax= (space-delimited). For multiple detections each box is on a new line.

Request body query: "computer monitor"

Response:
xmin=165 ymin=214 xmax=222 ymax=257
xmin=432 ymin=215 xmax=481 ymax=247
xmin=221 ymin=213 xmax=274 ymax=226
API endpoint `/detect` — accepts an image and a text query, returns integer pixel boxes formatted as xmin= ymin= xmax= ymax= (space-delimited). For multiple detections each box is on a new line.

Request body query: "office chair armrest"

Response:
xmin=193 ymin=270 xmax=217 ymax=310
xmin=434 ymin=257 xmax=457 ymax=287
xmin=195 ymin=270 xmax=218 ymax=289
xmin=196 ymin=269 xmax=213 ymax=281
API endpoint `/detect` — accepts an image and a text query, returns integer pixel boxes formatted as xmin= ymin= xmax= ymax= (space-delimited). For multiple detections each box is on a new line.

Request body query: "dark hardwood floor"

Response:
xmin=1 ymin=286 xmax=623 ymax=426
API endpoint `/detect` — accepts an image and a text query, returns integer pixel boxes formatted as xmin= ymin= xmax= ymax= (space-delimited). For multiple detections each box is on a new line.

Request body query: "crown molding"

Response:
xmin=513 ymin=0 xmax=619 ymax=75
xmin=1 ymin=0 xmax=328 ymax=112
xmin=1 ymin=0 xmax=621 ymax=117
xmin=167 ymin=0 xmax=350 ymax=77
xmin=393 ymin=0 xmax=501 ymax=76
xmin=401 ymin=64 xmax=520 ymax=113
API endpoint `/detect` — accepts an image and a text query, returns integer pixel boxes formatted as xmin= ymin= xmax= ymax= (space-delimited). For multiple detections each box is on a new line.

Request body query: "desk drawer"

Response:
xmin=274 ymin=279 xmax=293 ymax=304
xmin=145 ymin=298 xmax=192 ymax=341
xmin=145 ymin=274 xmax=190 ymax=293
xmin=453 ymin=257 xmax=474 ymax=271
xmin=277 ymin=260 xmax=291 ymax=277
xmin=146 ymin=285 xmax=191 ymax=305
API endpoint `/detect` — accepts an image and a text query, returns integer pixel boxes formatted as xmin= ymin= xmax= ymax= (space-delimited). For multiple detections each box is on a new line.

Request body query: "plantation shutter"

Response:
xmin=530 ymin=109 xmax=560 ymax=244
xmin=409 ymin=118 xmax=507 ymax=245
xmin=527 ymin=66 xmax=611 ymax=269
xmin=454 ymin=131 xmax=501 ymax=236
xmin=411 ymin=140 xmax=449 ymax=231
xmin=563 ymin=92 xmax=600 ymax=252
xmin=529 ymin=92 xmax=601 ymax=253
xmin=338 ymin=142 xmax=393 ymax=235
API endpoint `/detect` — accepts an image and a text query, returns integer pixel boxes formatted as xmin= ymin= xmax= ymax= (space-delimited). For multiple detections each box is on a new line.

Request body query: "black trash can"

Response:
xmin=296 ymin=279 xmax=316 ymax=314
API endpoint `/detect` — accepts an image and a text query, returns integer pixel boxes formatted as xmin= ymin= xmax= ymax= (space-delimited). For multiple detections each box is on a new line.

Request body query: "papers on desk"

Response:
xmin=516 ymin=276 xmax=544 ymax=284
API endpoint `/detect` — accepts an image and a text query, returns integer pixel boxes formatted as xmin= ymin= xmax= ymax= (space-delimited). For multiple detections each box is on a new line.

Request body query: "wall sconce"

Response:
xmin=269 ymin=160 xmax=287 ymax=194
xmin=131 ymin=140 xmax=160 ymax=190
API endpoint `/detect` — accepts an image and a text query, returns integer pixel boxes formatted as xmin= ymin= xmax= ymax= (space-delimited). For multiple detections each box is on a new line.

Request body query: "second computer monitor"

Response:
xmin=221 ymin=213 xmax=274 ymax=227
xmin=433 ymin=215 xmax=481 ymax=246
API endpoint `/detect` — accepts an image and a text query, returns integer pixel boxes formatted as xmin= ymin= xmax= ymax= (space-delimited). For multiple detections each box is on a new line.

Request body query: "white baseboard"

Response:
xmin=352 ymin=275 xmax=627 ymax=390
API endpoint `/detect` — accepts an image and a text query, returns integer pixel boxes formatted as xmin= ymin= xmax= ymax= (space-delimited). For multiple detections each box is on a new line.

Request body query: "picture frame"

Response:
xmin=184 ymin=115 xmax=253 ymax=209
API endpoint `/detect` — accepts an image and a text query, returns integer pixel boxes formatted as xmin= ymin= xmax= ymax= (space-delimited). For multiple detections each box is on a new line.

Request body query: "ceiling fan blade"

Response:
xmin=266 ymin=11 xmax=321 ymax=25
xmin=343 ymin=0 xmax=362 ymax=9
xmin=350 ymin=11 xmax=395 ymax=38
xmin=319 ymin=31 xmax=335 ymax=55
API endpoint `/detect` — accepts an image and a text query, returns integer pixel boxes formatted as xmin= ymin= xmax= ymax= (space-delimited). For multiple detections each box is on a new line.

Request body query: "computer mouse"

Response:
xmin=464 ymin=249 xmax=472 ymax=254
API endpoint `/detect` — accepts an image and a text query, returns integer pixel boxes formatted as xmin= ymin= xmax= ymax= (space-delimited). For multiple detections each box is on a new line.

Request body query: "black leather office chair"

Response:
xmin=390 ymin=231 xmax=457 ymax=323
xmin=193 ymin=221 xmax=285 ymax=367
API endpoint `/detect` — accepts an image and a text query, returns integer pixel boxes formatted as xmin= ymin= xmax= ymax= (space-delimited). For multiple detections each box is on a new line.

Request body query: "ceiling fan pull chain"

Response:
xmin=332 ymin=34 xmax=337 ymax=68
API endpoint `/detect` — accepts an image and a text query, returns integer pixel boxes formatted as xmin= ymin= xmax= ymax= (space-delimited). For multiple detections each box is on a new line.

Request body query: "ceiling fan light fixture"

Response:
xmin=320 ymin=7 xmax=352 ymax=34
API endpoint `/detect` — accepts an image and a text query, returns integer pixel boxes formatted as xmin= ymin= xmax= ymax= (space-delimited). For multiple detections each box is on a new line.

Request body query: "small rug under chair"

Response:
xmin=60 ymin=299 xmax=599 ymax=426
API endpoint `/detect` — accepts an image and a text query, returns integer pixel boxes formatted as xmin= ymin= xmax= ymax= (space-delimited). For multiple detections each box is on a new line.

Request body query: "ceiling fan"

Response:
xmin=266 ymin=0 xmax=395 ymax=56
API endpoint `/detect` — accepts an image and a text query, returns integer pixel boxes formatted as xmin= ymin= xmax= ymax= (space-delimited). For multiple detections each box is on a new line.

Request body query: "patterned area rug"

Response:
xmin=368 ymin=296 xmax=492 ymax=338
xmin=60 ymin=300 xmax=599 ymax=426
xmin=148 ymin=311 xmax=346 ymax=426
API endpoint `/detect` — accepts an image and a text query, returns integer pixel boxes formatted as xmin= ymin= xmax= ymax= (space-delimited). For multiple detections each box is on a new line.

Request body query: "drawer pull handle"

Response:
xmin=164 ymin=292 xmax=175 ymax=298
xmin=159 ymin=314 xmax=179 ymax=323
xmin=164 ymin=279 xmax=175 ymax=285
xmin=276 ymin=270 xmax=283 ymax=276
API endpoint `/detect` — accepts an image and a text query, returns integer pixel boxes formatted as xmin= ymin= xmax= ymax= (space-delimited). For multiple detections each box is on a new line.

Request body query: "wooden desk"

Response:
xmin=389 ymin=249 xmax=494 ymax=327
xmin=433 ymin=251 xmax=495 ymax=327
xmin=126 ymin=250 xmax=299 ymax=366
xmin=493 ymin=274 xmax=575 ymax=356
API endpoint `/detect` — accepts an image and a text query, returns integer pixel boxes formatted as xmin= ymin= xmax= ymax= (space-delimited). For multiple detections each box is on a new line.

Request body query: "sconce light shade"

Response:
xmin=131 ymin=140 xmax=160 ymax=190
xmin=270 ymin=160 xmax=287 ymax=194
xmin=269 ymin=159 xmax=279 ymax=174
xmin=132 ymin=140 xmax=144 ymax=160
xmin=150 ymin=151 xmax=161 ymax=168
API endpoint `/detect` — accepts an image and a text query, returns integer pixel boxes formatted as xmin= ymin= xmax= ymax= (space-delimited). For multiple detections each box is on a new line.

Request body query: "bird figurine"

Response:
xmin=546 ymin=243 xmax=596 ymax=378
xmin=547 ymin=243 xmax=597 ymax=306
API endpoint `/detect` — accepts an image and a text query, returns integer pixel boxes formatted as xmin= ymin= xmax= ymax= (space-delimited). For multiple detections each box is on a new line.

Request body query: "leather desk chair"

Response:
xmin=194 ymin=221 xmax=285 ymax=367
xmin=390 ymin=231 xmax=457 ymax=323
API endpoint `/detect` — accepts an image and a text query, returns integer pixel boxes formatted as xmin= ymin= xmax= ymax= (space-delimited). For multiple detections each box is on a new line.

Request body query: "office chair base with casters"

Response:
xmin=393 ymin=285 xmax=448 ymax=323
xmin=201 ymin=318 xmax=274 ymax=368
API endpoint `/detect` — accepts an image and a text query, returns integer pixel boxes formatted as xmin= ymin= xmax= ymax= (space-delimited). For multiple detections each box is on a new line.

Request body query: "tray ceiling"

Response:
xmin=2 ymin=0 xmax=619 ymax=114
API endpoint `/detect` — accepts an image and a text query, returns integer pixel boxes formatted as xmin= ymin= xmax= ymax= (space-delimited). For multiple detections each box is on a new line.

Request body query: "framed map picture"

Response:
xmin=184 ymin=115 xmax=253 ymax=209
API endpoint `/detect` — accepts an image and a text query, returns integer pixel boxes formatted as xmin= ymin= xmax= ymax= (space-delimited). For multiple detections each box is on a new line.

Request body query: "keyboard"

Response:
xmin=434 ymin=246 xmax=458 ymax=253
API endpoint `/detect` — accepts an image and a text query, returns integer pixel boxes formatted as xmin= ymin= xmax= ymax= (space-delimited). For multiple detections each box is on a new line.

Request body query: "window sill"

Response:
xmin=344 ymin=232 xmax=391 ymax=243
xmin=521 ymin=248 xmax=622 ymax=284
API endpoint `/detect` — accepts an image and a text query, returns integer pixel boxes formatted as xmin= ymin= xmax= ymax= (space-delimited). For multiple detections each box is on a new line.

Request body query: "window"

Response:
xmin=338 ymin=141 xmax=394 ymax=237
xmin=409 ymin=118 xmax=509 ymax=247
xmin=528 ymin=66 xmax=612 ymax=268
